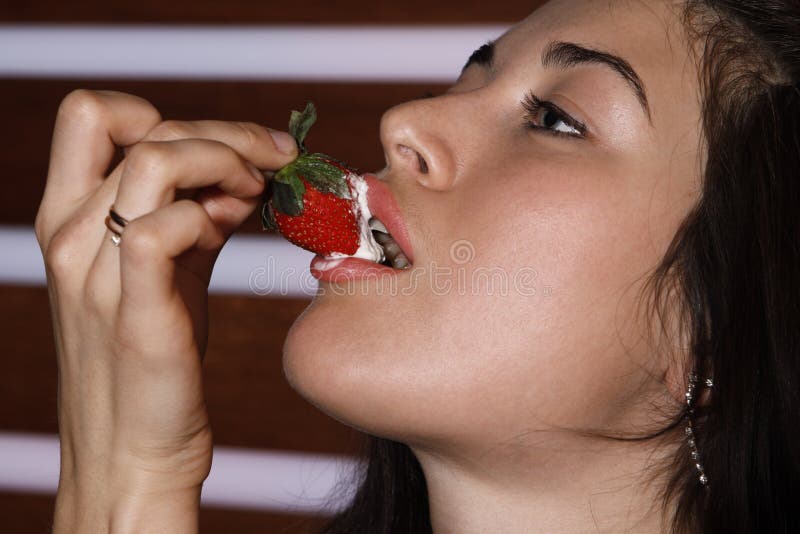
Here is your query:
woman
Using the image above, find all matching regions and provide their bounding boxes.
[36,0,798,532]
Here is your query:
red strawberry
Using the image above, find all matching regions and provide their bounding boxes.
[261,102,375,258]
[270,175,360,255]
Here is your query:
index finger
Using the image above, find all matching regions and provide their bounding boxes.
[139,120,298,171]
[43,90,162,215]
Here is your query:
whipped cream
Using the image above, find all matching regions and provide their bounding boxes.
[327,173,385,263]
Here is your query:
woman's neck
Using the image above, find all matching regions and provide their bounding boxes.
[411,434,675,534]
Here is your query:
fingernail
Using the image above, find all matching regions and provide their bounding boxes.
[246,162,265,182]
[268,128,298,155]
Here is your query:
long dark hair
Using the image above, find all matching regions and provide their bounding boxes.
[318,2,800,532]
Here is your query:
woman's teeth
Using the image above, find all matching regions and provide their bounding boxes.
[369,217,411,269]
[368,218,389,234]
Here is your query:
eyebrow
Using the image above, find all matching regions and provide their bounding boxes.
[460,39,652,124]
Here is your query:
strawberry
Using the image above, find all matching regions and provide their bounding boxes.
[261,102,371,258]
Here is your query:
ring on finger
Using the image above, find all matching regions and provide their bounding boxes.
[104,204,130,247]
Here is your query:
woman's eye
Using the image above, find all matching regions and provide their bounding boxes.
[522,91,586,139]
[538,108,581,135]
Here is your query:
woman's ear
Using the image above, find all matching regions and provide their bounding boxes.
[659,297,712,408]
[649,284,692,407]
[664,351,691,407]
[647,278,713,409]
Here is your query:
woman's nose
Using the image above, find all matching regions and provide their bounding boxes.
[378,100,456,191]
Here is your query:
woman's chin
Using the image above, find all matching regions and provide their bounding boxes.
[281,297,397,437]
[280,290,486,447]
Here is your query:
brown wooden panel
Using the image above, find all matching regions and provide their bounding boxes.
[1,78,446,232]
[0,0,539,24]
[0,284,361,454]
[0,491,332,533]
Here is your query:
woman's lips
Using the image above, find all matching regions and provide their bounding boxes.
[309,172,415,283]
[310,255,405,282]
[362,173,415,264]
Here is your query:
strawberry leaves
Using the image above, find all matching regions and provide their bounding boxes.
[288,102,316,153]
[270,179,305,216]
[291,155,351,198]
[261,102,354,231]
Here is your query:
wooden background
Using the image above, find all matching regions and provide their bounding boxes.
[0,2,536,532]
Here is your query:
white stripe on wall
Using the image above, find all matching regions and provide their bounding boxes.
[0,225,318,298]
[0,431,359,513]
[0,25,508,82]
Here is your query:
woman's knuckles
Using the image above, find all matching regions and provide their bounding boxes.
[123,141,176,187]
[33,206,54,249]
[141,119,195,143]
[229,121,265,154]
[43,224,94,282]
[118,217,167,263]
[55,89,162,140]
[55,89,110,129]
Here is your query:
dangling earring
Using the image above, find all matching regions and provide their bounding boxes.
[685,372,713,486]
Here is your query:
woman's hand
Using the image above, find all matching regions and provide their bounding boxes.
[35,89,297,531]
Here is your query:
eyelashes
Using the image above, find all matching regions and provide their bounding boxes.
[521,90,587,139]
[408,89,588,140]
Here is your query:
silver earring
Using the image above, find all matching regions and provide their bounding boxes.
[685,372,713,486]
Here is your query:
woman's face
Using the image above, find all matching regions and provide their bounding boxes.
[283,0,702,458]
